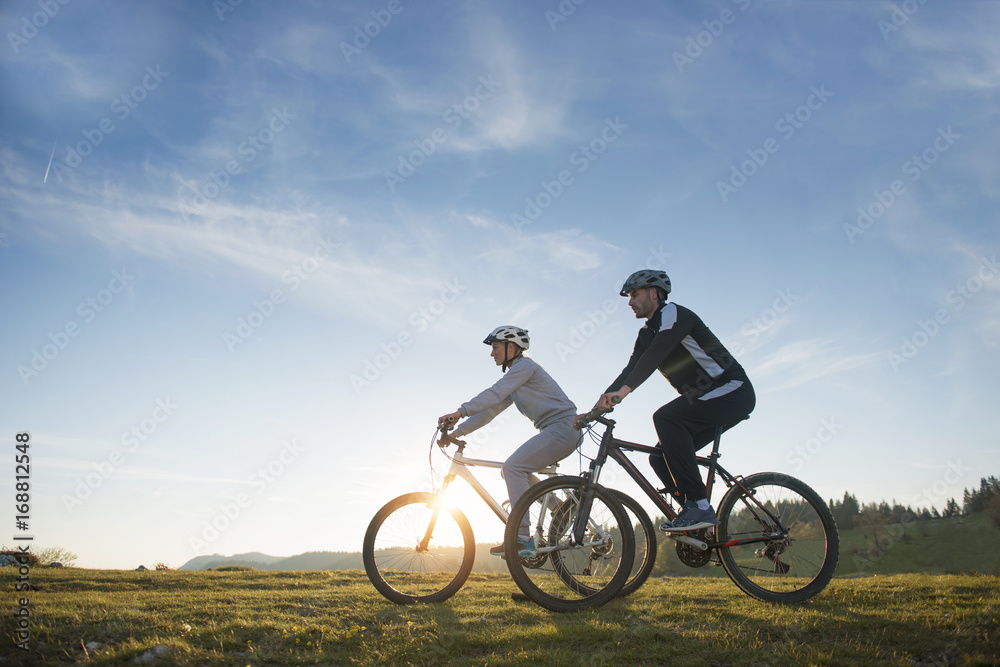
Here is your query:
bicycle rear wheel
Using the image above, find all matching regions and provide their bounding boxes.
[716,472,839,603]
[363,492,475,604]
[611,490,657,597]
[558,490,655,598]
[505,476,634,612]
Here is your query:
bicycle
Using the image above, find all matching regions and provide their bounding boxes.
[363,423,635,611]
[504,404,839,608]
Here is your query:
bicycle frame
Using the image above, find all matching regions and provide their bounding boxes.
[432,440,612,556]
[432,440,558,524]
[583,415,787,551]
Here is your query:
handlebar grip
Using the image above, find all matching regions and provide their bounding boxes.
[574,403,613,429]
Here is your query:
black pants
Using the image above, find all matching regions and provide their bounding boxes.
[648,380,756,504]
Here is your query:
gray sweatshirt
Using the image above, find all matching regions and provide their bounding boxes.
[452,356,577,437]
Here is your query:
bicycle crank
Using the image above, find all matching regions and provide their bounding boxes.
[673,529,712,568]
[671,534,708,551]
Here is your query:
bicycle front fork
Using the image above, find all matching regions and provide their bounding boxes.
[571,473,602,545]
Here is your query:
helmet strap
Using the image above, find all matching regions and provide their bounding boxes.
[501,342,523,372]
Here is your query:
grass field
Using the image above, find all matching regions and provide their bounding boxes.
[2,568,998,666]
[835,513,1000,577]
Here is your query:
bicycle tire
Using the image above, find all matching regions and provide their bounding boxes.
[556,489,655,598]
[504,476,634,612]
[610,490,657,597]
[363,492,475,604]
[716,472,839,603]
[548,489,659,597]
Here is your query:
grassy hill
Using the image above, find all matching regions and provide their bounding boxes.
[643,512,1000,580]
[2,568,997,665]
[181,514,1000,581]
[835,512,1000,576]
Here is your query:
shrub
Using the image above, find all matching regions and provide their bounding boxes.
[34,546,78,567]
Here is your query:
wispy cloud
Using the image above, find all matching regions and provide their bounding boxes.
[752,337,883,392]
[899,8,1000,93]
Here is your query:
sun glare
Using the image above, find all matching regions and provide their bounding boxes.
[439,478,506,545]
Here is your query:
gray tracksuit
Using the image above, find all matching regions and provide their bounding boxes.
[453,356,580,536]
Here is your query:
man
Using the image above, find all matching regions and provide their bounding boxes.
[592,269,755,531]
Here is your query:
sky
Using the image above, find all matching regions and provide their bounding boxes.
[1,0,998,570]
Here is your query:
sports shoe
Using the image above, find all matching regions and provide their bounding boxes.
[517,536,537,558]
[660,501,719,532]
[489,537,536,559]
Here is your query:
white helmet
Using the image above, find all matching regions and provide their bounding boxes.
[483,326,530,350]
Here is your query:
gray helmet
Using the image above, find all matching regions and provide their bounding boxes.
[620,269,671,297]
[483,325,530,350]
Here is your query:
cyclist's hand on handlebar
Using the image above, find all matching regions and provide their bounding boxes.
[574,405,607,429]
[575,401,615,429]
[438,411,461,430]
[576,389,629,428]
[597,387,630,409]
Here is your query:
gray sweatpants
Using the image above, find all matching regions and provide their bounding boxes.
[502,417,582,539]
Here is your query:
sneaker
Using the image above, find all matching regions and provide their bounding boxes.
[517,537,537,558]
[660,501,719,532]
[659,500,695,530]
[489,537,535,559]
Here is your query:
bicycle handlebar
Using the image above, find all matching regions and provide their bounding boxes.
[438,431,466,447]
[437,420,466,447]
[573,396,621,430]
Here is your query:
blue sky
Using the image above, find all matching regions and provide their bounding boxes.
[1,0,998,569]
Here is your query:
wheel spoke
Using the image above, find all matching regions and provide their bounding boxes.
[717,473,839,603]
[504,477,634,612]
[610,490,657,597]
[363,493,475,604]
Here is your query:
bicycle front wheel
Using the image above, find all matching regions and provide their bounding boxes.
[716,472,839,603]
[363,492,475,604]
[505,476,634,612]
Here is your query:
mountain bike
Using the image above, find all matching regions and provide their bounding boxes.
[363,423,635,612]
[505,405,839,606]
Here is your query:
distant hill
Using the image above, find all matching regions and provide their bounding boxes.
[180,551,371,571]
[179,546,513,573]
[272,551,365,571]
[179,551,295,571]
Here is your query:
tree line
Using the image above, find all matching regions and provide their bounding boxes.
[828,475,1000,530]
